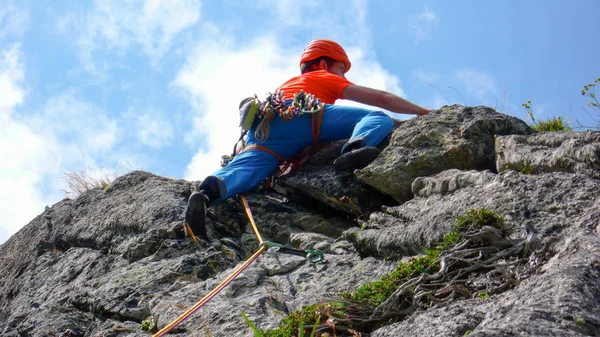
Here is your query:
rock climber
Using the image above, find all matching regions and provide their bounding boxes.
[184,39,432,238]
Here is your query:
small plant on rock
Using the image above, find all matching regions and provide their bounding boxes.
[522,100,571,132]
[62,166,117,198]
[454,208,507,235]
[140,316,157,333]
[477,291,490,300]
[581,77,600,129]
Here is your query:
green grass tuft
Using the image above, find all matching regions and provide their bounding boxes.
[262,303,327,337]
[62,166,117,198]
[522,100,571,132]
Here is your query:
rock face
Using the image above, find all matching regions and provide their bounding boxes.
[0,105,598,337]
[495,131,600,178]
[278,139,399,217]
[356,105,533,202]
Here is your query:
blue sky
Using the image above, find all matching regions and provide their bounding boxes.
[1,0,599,244]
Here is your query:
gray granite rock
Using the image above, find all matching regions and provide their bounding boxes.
[0,171,393,336]
[372,230,600,337]
[346,169,599,259]
[356,105,533,203]
[495,131,600,178]
[278,140,398,218]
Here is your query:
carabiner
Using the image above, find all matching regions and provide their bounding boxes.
[305,249,326,264]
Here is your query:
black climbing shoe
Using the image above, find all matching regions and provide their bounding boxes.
[184,191,209,239]
[333,146,381,172]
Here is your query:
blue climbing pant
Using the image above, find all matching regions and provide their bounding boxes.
[199,104,394,206]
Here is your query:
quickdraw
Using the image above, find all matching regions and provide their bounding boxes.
[260,241,326,264]
[259,90,322,121]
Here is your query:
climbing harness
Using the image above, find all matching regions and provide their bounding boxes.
[241,143,285,162]
[222,90,327,193]
[153,194,325,337]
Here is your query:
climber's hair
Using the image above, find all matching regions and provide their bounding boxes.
[300,56,336,74]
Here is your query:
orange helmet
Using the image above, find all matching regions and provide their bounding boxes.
[299,39,351,72]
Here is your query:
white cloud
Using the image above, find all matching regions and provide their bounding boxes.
[122,107,174,148]
[0,44,24,116]
[0,79,149,244]
[454,69,499,103]
[414,6,438,42]
[253,0,371,52]
[0,44,61,245]
[174,35,298,180]
[345,48,406,98]
[60,0,201,73]
[256,0,320,26]
[19,91,126,216]
[419,7,437,23]
[30,93,120,157]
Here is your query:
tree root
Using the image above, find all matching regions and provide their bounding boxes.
[323,227,554,336]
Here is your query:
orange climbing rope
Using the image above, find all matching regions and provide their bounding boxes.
[152,195,264,337]
[239,194,263,243]
[152,246,265,336]
[184,222,205,251]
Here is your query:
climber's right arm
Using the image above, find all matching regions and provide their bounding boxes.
[342,84,431,116]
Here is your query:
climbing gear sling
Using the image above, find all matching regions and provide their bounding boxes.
[238,90,324,142]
